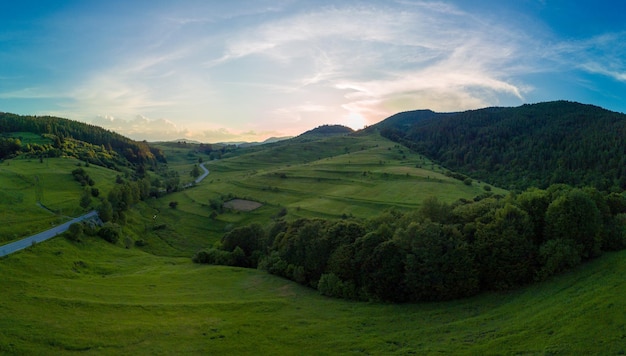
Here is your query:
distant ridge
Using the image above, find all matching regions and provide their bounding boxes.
[298,124,354,138]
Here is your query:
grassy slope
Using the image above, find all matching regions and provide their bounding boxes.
[2,132,621,354]
[138,132,503,256]
[196,133,497,217]
[1,236,624,354]
[0,157,117,243]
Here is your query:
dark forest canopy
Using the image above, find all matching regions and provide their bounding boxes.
[195,185,626,302]
[0,112,165,166]
[373,101,626,191]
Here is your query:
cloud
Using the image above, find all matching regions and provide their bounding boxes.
[9,1,625,142]
[92,114,189,141]
[571,33,626,82]
[201,2,534,124]
[0,87,65,99]
[196,128,286,143]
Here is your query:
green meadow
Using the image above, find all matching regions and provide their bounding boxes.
[1,233,625,354]
[159,133,502,236]
[1,131,621,354]
[0,157,117,243]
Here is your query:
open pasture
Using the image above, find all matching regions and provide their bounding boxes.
[0,234,624,354]
[181,133,503,222]
[0,157,118,243]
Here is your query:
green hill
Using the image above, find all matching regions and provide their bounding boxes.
[1,228,626,354]
[2,107,626,354]
[0,157,120,244]
[374,101,626,191]
[297,124,354,139]
[0,112,166,168]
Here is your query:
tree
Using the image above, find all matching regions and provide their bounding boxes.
[169,201,179,209]
[361,240,407,302]
[419,196,451,223]
[403,222,478,301]
[80,189,92,209]
[190,164,201,178]
[474,204,536,289]
[220,223,265,267]
[98,199,113,223]
[544,189,602,260]
[515,188,550,245]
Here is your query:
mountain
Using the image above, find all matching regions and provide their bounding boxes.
[373,101,626,191]
[236,136,293,148]
[297,124,354,139]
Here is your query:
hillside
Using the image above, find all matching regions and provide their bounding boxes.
[0,112,166,167]
[2,228,626,354]
[374,101,626,191]
[2,107,626,353]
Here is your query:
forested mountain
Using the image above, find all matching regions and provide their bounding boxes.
[374,101,626,191]
[0,112,165,166]
[298,124,354,140]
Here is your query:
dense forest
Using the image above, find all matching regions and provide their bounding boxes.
[195,185,626,302]
[0,112,166,167]
[375,101,626,191]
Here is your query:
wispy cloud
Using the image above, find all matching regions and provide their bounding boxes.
[92,114,189,141]
[6,1,624,142]
[202,2,533,122]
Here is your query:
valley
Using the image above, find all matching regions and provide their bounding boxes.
[1,103,626,354]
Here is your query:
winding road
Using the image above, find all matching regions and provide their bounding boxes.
[195,162,210,183]
[0,210,99,257]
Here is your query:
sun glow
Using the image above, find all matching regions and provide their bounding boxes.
[344,111,367,131]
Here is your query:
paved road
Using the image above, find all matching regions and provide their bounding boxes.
[1,163,209,257]
[0,210,99,257]
[195,162,210,183]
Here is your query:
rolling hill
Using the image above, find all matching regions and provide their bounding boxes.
[1,103,626,354]
[373,101,626,191]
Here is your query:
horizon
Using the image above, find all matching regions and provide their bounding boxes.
[1,1,625,142]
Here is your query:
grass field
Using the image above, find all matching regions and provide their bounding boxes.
[154,132,504,244]
[0,157,118,243]
[1,234,624,354]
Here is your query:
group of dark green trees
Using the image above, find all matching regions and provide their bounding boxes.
[195,185,626,302]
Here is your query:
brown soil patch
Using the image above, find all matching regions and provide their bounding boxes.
[223,199,263,212]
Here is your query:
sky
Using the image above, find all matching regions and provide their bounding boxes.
[1,0,626,142]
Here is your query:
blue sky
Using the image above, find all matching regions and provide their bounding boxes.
[1,1,625,142]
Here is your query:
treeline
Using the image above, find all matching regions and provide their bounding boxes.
[0,133,137,171]
[0,113,166,166]
[378,101,626,191]
[194,185,626,302]
[96,171,180,224]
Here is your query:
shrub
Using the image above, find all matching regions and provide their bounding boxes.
[66,223,83,242]
[98,224,120,244]
[193,248,234,265]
